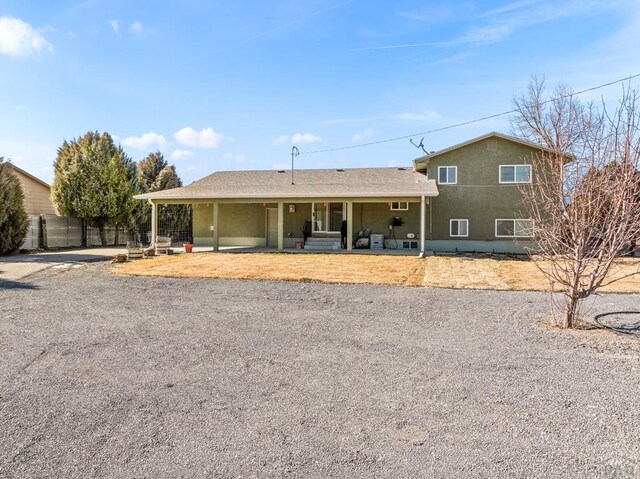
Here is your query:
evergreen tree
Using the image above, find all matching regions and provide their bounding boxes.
[132,151,188,244]
[0,158,29,254]
[52,132,136,246]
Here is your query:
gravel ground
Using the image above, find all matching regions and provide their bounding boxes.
[1,263,639,479]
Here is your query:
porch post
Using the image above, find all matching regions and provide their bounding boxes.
[212,202,219,252]
[346,201,353,252]
[419,195,426,258]
[277,202,284,252]
[149,200,157,247]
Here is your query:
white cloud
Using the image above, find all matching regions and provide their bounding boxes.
[174,126,226,149]
[271,163,289,170]
[0,16,52,58]
[273,133,322,145]
[122,132,167,150]
[107,20,119,33]
[130,21,144,36]
[170,149,193,161]
[395,109,442,121]
[352,128,375,142]
[223,153,247,164]
[292,133,322,144]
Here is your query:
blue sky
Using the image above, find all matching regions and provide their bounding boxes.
[1,0,639,184]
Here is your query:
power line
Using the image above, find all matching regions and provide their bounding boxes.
[299,72,640,155]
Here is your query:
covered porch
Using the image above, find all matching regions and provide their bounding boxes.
[147,196,433,255]
[134,166,439,256]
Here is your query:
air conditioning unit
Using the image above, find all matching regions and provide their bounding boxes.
[370,234,385,249]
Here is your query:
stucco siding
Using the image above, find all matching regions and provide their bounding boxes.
[193,203,268,246]
[417,136,539,245]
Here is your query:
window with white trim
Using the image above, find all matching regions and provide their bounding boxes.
[499,164,531,183]
[438,166,457,184]
[495,219,534,238]
[390,201,409,211]
[450,219,469,237]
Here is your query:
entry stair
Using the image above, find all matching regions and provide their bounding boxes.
[303,232,342,251]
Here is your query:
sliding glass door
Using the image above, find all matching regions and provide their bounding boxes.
[313,202,344,233]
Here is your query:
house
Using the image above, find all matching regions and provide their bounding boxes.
[7,164,58,216]
[134,132,549,255]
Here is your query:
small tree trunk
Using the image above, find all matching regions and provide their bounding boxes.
[563,292,578,329]
[99,223,107,247]
[114,223,120,246]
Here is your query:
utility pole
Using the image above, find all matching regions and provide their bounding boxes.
[291,146,299,185]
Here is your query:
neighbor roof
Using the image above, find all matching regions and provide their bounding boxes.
[6,163,51,189]
[413,131,564,169]
[134,167,438,201]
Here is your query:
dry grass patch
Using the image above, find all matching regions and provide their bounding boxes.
[114,252,424,286]
[423,256,640,293]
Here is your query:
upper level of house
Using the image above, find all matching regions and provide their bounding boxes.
[413,132,547,187]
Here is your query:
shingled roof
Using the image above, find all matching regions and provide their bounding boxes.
[134,167,438,201]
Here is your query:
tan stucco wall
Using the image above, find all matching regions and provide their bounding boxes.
[192,200,427,246]
[13,169,57,216]
[193,203,267,245]
[352,202,423,239]
[416,136,540,242]
[283,202,312,239]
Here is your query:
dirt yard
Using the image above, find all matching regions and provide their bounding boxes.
[114,252,640,293]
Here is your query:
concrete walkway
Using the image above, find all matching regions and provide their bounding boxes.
[0,247,124,282]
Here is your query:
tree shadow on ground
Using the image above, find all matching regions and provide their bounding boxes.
[0,279,39,290]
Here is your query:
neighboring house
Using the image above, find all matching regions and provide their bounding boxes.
[7,164,58,216]
[134,132,550,254]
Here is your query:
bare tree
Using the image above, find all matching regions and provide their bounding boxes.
[512,79,640,328]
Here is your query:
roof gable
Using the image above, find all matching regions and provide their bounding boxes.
[7,163,51,189]
[413,131,559,169]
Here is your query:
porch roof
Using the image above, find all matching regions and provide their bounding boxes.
[134,167,438,201]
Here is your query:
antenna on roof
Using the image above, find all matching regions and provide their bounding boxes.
[291,146,299,185]
[410,137,428,155]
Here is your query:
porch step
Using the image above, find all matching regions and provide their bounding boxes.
[304,237,342,250]
[304,243,341,251]
[310,233,340,239]
[307,236,341,243]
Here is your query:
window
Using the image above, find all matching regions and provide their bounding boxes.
[438,166,457,184]
[450,219,469,237]
[499,165,531,184]
[391,201,409,211]
[450,219,468,237]
[495,219,534,238]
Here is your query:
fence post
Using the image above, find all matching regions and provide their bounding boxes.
[41,214,48,249]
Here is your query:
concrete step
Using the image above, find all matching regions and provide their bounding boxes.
[304,242,341,251]
[307,236,341,243]
[310,232,341,239]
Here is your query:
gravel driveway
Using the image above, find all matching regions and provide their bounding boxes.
[1,264,639,478]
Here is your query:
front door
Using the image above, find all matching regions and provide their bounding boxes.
[266,208,278,247]
[313,202,344,232]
